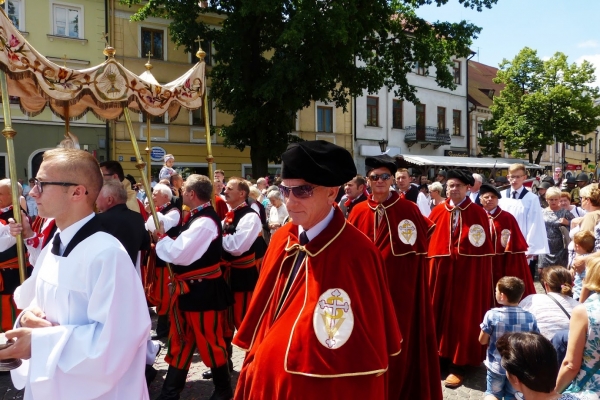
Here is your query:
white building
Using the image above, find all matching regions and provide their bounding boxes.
[354,58,469,176]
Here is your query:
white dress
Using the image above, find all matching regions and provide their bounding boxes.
[499,189,549,255]
[11,230,151,400]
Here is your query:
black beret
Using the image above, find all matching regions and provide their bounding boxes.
[576,173,589,182]
[479,183,502,198]
[539,182,552,190]
[567,176,576,184]
[281,140,357,186]
[365,155,397,175]
[446,169,474,186]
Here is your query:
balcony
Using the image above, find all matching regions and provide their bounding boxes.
[404,126,451,149]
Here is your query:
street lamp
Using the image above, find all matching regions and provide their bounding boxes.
[378,139,388,153]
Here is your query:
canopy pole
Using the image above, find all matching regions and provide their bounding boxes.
[146,115,151,183]
[0,71,26,283]
[197,39,214,206]
[123,108,175,281]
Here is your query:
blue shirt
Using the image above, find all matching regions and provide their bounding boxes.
[480,306,539,374]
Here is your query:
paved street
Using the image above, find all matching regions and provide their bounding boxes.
[0,279,544,399]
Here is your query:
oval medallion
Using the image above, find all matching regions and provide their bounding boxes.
[313,288,354,349]
[398,219,417,246]
[500,229,511,248]
[468,224,486,247]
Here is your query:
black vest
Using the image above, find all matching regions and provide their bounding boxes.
[0,207,30,294]
[346,194,367,217]
[173,206,233,312]
[222,206,260,292]
[156,203,181,268]
[403,185,419,204]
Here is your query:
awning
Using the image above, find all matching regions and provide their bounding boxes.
[396,155,543,170]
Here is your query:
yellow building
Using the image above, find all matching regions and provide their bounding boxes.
[109,4,353,181]
[0,0,109,179]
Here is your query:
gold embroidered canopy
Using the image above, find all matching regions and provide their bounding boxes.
[0,9,205,121]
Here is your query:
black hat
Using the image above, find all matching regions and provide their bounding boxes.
[281,140,357,186]
[365,154,397,175]
[479,183,502,198]
[539,182,552,190]
[436,169,447,178]
[576,173,590,182]
[446,169,474,186]
[566,176,577,184]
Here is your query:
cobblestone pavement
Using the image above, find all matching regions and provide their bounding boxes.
[0,279,545,399]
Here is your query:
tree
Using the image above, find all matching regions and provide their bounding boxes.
[479,47,600,164]
[124,0,497,177]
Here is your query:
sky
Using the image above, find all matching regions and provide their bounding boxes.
[417,0,600,85]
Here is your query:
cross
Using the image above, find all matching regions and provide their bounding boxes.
[146,51,153,62]
[319,289,349,318]
[100,32,109,46]
[61,54,68,67]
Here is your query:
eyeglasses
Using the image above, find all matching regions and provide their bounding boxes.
[368,173,392,182]
[280,184,318,199]
[33,179,86,194]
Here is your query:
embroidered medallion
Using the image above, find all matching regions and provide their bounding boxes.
[468,224,486,247]
[398,219,417,245]
[313,288,354,349]
[500,229,511,248]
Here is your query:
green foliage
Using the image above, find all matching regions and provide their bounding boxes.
[122,0,493,177]
[480,47,600,164]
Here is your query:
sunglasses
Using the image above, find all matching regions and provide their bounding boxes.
[280,184,318,199]
[368,173,392,182]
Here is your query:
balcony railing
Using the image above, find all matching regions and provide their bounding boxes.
[404,125,451,149]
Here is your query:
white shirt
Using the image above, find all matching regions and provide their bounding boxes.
[269,203,289,233]
[519,293,580,340]
[52,213,95,256]
[11,218,150,400]
[156,215,219,265]
[145,208,180,233]
[469,190,479,203]
[299,206,335,241]
[416,192,431,217]
[222,210,262,256]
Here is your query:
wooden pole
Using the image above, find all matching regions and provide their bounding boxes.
[0,71,26,283]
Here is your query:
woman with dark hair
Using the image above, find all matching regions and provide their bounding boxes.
[496,332,560,399]
[556,255,600,398]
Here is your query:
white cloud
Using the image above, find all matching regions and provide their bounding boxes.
[578,40,599,49]
[541,55,551,61]
[576,54,600,87]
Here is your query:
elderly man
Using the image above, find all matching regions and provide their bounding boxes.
[146,183,182,340]
[395,168,430,217]
[1,148,150,399]
[233,141,401,399]
[478,184,536,298]
[469,173,483,205]
[99,161,147,220]
[152,175,234,400]
[96,180,150,267]
[348,156,441,400]
[341,175,367,218]
[427,169,495,388]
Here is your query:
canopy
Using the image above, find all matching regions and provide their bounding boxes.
[396,155,543,170]
[0,9,205,121]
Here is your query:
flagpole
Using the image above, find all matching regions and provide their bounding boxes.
[197,41,214,207]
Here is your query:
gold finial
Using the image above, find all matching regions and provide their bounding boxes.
[195,36,206,61]
[103,46,116,58]
[61,54,68,67]
[0,0,5,5]
[145,51,153,70]
[100,32,109,47]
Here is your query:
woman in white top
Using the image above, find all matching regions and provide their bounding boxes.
[519,266,580,341]
[428,181,446,210]
[268,190,288,234]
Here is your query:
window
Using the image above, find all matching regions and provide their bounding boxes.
[366,97,378,127]
[477,122,484,137]
[437,107,446,132]
[453,60,461,84]
[4,0,23,31]
[590,141,593,153]
[191,101,212,126]
[317,106,333,132]
[191,40,211,65]
[53,4,81,38]
[416,104,426,128]
[142,113,164,124]
[414,61,426,76]
[452,110,461,136]
[141,28,164,60]
[392,100,403,129]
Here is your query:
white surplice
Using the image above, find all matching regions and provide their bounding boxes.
[11,226,151,400]
[498,189,549,255]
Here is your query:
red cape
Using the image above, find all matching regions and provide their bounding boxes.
[348,192,442,400]
[427,197,494,366]
[233,207,401,399]
[214,195,228,220]
[488,207,536,297]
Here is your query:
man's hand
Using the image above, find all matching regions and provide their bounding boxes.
[19,307,53,329]
[8,211,33,238]
[151,221,165,242]
[0,328,32,360]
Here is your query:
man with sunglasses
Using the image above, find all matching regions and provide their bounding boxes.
[233,140,401,399]
[0,148,151,399]
[427,169,495,389]
[347,155,442,400]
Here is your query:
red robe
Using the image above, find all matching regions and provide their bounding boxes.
[428,197,495,366]
[487,207,536,297]
[348,191,442,400]
[214,195,228,220]
[233,207,401,400]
